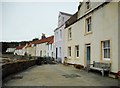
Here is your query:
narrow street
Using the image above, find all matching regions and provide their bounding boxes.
[3,64,119,86]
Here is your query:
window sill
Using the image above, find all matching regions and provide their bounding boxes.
[103,58,110,61]
[102,58,111,63]
[68,38,72,41]
[75,57,79,59]
[75,57,80,60]
[68,57,71,60]
[84,32,92,36]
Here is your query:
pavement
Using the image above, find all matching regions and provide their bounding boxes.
[2,64,119,86]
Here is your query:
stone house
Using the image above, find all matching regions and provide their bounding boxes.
[64,1,120,73]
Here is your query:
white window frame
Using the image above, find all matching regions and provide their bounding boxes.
[51,44,52,50]
[86,17,92,33]
[60,29,62,39]
[75,45,79,58]
[102,40,110,61]
[68,47,71,58]
[59,47,61,57]
[68,28,72,40]
[40,50,42,57]
[48,45,49,50]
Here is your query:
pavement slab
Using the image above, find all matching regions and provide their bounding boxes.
[2,64,119,86]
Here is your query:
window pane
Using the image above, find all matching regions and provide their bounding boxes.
[102,40,110,59]
[107,49,110,58]
[86,17,91,32]
[68,47,71,57]
[104,49,107,58]
[77,51,79,57]
[68,28,72,39]
[104,40,110,48]
[76,46,79,57]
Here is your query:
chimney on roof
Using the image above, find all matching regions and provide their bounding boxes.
[41,33,46,39]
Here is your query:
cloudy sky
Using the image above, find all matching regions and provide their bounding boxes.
[1,1,79,42]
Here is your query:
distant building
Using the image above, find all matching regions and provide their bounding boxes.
[46,36,54,58]
[6,48,15,53]
[35,35,54,57]
[26,34,54,57]
[14,45,26,56]
[54,12,72,63]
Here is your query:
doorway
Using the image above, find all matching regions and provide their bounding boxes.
[56,48,58,61]
[85,44,91,66]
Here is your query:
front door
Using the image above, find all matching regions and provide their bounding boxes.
[56,48,58,61]
[86,44,91,66]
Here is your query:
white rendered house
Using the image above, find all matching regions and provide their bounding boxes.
[46,36,54,58]
[54,12,72,63]
[30,34,54,57]
[14,45,26,56]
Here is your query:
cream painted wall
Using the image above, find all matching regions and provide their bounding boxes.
[26,46,36,56]
[78,2,103,19]
[36,43,47,57]
[64,2,119,73]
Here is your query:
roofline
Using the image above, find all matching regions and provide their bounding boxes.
[59,11,73,16]
[65,2,110,28]
[54,24,65,32]
[31,35,54,45]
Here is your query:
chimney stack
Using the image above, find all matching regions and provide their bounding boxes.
[41,33,46,39]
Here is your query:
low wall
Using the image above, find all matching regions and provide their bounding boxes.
[2,59,36,79]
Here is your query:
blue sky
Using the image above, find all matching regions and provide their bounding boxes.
[2,2,78,42]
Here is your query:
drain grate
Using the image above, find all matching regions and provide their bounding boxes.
[62,74,80,78]
[11,75,23,79]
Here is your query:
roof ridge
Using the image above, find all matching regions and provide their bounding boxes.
[60,11,73,16]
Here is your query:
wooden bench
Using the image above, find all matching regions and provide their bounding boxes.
[87,61,111,76]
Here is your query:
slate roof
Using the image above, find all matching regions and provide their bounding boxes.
[60,12,73,16]
[65,11,78,28]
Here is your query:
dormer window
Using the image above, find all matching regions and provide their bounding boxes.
[86,0,90,10]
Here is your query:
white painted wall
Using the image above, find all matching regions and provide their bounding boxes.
[6,48,15,53]
[36,43,47,57]
[54,12,72,63]
[14,48,26,56]
[46,43,54,57]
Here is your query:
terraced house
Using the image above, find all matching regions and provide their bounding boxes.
[54,12,72,63]
[20,34,54,58]
[64,1,120,74]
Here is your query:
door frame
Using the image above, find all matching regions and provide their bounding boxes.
[84,44,91,67]
[56,48,58,60]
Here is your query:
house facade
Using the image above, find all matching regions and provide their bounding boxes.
[6,48,15,53]
[46,36,54,58]
[54,12,72,63]
[25,43,36,56]
[35,35,54,57]
[14,45,26,56]
[64,1,119,73]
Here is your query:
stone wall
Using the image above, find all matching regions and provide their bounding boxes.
[2,60,36,79]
